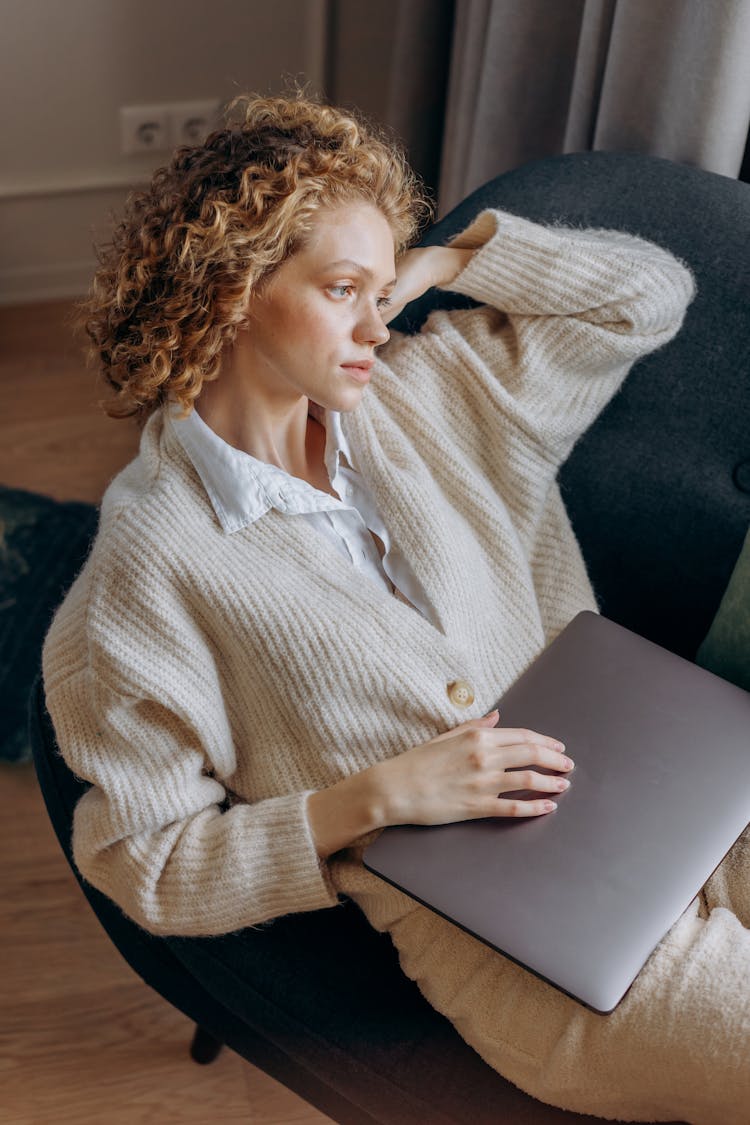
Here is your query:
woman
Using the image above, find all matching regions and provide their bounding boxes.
[42,93,748,1123]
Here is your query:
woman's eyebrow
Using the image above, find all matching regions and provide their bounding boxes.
[326,259,397,288]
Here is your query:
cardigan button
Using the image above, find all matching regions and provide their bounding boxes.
[447,680,475,708]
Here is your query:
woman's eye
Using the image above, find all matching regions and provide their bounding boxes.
[327,285,391,310]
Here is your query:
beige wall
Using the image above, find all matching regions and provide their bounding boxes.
[0,0,326,305]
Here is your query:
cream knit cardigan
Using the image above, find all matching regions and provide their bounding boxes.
[42,208,696,940]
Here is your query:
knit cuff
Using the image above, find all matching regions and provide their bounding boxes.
[443,208,592,315]
[233,789,342,920]
[443,207,696,322]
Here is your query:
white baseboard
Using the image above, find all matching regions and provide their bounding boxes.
[0,260,95,308]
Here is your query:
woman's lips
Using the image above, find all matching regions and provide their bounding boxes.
[341,360,373,384]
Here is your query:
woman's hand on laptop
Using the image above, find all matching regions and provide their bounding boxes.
[307,711,574,858]
[367,710,574,828]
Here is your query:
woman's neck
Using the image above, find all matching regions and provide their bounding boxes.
[194,353,312,476]
[196,388,299,458]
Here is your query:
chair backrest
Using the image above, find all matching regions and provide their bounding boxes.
[393,151,750,660]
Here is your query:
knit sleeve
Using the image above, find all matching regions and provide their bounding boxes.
[394,208,697,467]
[42,567,341,937]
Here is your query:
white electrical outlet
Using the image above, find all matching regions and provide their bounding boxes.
[120,104,170,156]
[169,99,221,147]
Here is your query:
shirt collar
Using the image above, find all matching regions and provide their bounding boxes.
[165,399,356,534]
[308,399,356,480]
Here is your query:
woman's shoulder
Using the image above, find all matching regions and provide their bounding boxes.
[42,427,214,698]
[100,408,208,522]
[50,411,216,637]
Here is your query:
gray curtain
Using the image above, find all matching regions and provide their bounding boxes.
[327,0,455,199]
[438,0,750,214]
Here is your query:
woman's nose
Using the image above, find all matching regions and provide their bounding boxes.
[355,306,390,348]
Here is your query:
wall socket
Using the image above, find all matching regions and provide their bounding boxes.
[120,99,221,156]
[169,100,221,147]
[120,104,170,156]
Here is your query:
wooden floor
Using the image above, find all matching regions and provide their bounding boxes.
[0,301,331,1124]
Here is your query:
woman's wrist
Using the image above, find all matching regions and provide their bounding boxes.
[307,765,391,859]
[383,246,476,325]
[432,246,475,290]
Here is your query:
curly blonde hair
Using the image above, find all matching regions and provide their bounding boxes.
[82,92,431,425]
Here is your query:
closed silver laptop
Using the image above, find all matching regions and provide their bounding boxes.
[363,611,750,1013]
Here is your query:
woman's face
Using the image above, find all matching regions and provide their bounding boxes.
[240,200,397,412]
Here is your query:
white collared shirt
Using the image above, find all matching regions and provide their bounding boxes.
[165,400,434,623]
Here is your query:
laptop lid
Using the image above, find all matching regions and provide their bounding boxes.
[363,611,750,1013]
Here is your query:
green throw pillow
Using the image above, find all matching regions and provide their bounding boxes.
[696,525,750,692]
[0,485,99,762]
